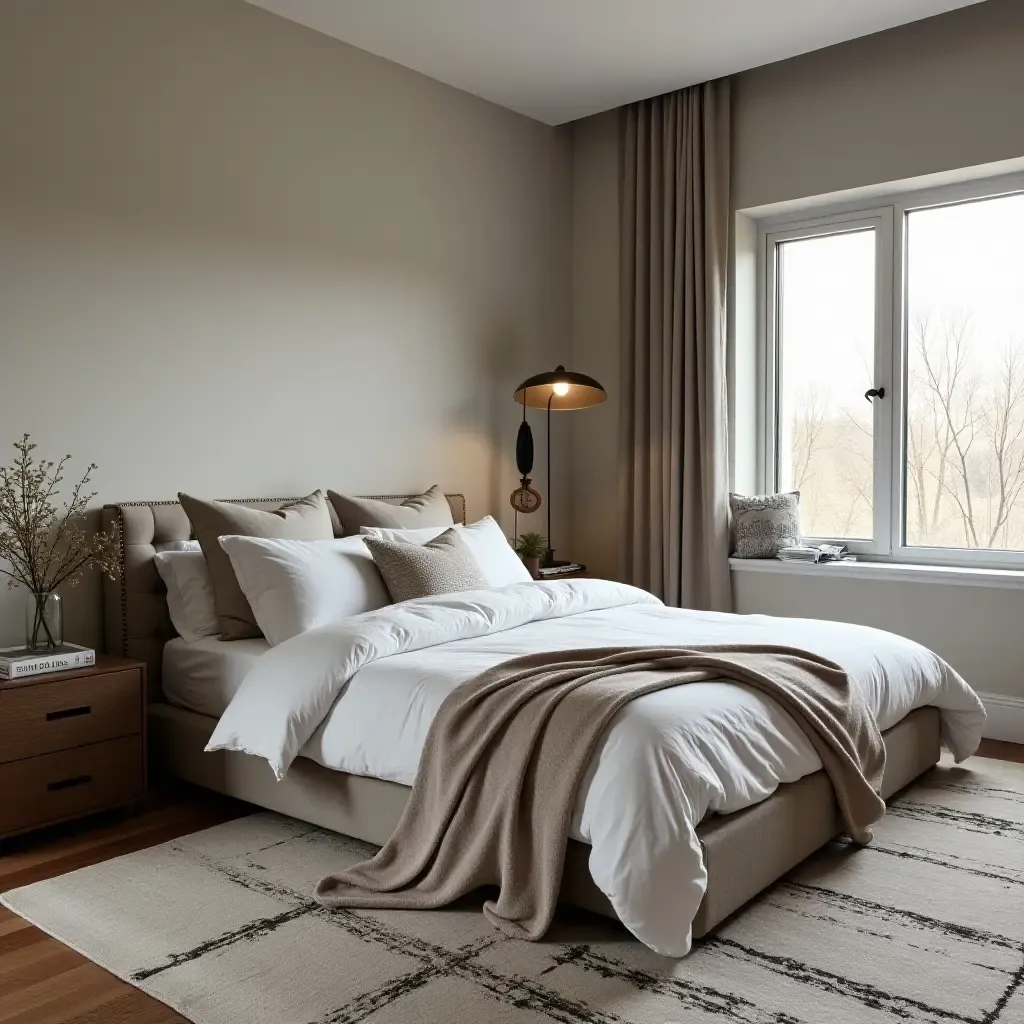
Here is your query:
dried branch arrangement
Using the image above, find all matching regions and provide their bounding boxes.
[0,434,119,596]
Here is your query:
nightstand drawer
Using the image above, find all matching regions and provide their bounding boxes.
[0,736,143,836]
[0,669,142,763]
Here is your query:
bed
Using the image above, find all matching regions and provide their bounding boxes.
[102,494,984,955]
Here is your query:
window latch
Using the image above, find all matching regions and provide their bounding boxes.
[864,386,885,403]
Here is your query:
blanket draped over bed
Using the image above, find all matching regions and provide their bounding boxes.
[314,644,886,940]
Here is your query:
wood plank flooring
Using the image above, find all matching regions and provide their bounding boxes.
[976,737,1024,764]
[2,744,1022,1023]
[0,787,247,1024]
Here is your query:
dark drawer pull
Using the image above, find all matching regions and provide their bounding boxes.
[46,705,91,721]
[47,774,92,792]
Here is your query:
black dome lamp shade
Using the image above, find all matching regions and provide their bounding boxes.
[514,366,607,410]
[511,365,607,567]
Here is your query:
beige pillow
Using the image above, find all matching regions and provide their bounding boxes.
[363,529,487,603]
[178,491,333,640]
[328,485,454,535]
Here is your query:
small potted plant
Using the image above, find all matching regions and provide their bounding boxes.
[514,532,547,579]
[0,435,119,650]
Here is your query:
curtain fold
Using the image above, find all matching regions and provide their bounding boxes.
[619,80,732,610]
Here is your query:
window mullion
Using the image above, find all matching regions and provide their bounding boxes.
[872,207,895,556]
[889,206,908,559]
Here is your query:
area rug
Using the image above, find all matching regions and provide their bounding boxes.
[3,756,1023,1024]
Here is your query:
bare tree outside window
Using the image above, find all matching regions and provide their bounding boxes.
[905,194,1024,551]
[906,311,1024,549]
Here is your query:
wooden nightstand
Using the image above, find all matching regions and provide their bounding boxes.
[0,655,146,845]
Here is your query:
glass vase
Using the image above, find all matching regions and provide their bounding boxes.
[26,590,63,651]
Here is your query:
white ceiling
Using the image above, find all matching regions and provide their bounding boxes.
[244,0,984,125]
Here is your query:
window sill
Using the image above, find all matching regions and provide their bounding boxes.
[729,557,1024,590]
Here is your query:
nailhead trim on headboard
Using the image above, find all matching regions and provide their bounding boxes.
[116,505,127,659]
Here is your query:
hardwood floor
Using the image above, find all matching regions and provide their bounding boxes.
[976,737,1024,763]
[2,744,1022,1023]
[0,786,247,1024]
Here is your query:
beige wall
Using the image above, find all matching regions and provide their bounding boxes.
[732,0,1024,212]
[0,0,572,649]
[570,0,1024,711]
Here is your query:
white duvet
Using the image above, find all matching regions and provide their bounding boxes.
[208,579,986,956]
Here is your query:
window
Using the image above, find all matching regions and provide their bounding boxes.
[764,210,892,555]
[773,228,878,541]
[904,194,1024,554]
[759,175,1024,567]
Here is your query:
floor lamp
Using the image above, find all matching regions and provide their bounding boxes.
[513,364,606,567]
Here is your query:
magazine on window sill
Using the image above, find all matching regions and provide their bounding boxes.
[776,544,856,565]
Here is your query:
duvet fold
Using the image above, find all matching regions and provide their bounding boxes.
[206,580,662,778]
[315,644,885,942]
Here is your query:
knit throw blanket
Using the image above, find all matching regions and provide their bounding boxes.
[314,645,886,940]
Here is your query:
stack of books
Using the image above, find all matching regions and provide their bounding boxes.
[777,544,854,565]
[0,643,96,681]
[537,563,585,577]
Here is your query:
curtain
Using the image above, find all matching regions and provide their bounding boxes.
[619,79,732,610]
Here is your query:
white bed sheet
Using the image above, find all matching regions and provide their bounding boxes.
[162,636,269,718]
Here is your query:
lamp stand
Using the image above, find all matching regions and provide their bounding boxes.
[545,394,553,566]
[544,395,571,569]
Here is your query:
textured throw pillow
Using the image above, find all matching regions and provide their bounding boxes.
[361,516,532,588]
[730,492,802,558]
[179,491,334,640]
[364,529,488,603]
[328,485,454,535]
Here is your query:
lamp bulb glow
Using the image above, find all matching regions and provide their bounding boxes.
[552,381,570,397]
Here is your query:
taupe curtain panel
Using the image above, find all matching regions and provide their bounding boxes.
[619,79,732,611]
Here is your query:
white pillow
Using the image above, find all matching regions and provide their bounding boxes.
[154,549,221,643]
[219,535,391,646]
[159,539,201,553]
[361,516,531,587]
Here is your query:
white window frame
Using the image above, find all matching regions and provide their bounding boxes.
[757,171,1024,569]
[761,207,894,556]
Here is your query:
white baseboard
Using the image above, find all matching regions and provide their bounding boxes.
[978,691,1024,744]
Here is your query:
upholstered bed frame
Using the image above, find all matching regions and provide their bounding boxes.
[102,494,941,941]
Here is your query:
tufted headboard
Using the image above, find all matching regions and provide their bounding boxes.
[101,493,466,700]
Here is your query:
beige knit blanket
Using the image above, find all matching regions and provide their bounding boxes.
[315,645,886,940]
